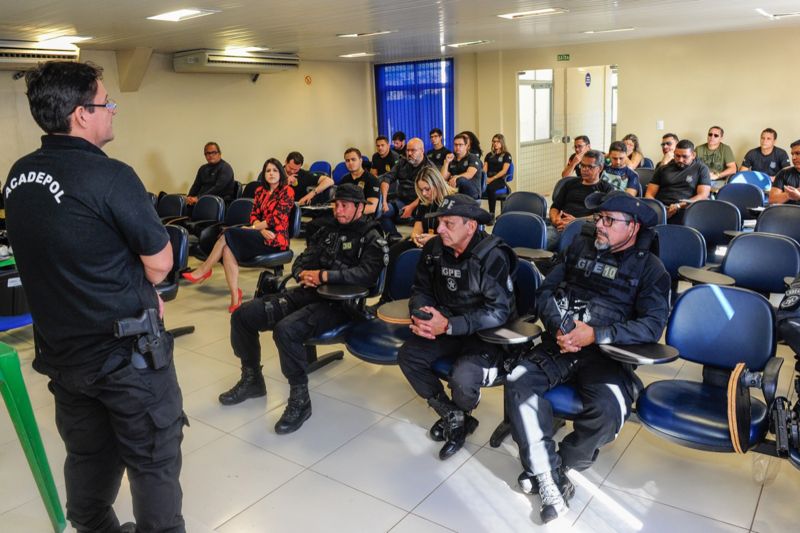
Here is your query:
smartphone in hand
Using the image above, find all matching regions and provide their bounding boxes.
[559,312,576,335]
[411,308,433,321]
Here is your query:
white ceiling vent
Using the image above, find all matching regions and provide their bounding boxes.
[173,50,299,74]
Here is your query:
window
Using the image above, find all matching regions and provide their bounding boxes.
[374,59,454,147]
[518,69,553,144]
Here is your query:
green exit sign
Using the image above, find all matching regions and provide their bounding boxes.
[557,54,570,61]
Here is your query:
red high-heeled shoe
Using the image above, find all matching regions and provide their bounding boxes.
[228,288,243,313]
[181,269,212,284]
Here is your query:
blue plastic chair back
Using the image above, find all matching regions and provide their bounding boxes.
[683,200,741,259]
[654,224,706,282]
[156,194,186,218]
[721,233,800,294]
[756,204,800,244]
[667,285,775,370]
[501,191,547,218]
[193,195,225,222]
[493,212,546,249]
[729,170,771,193]
[224,198,255,225]
[515,259,542,317]
[332,162,349,183]
[637,168,655,188]
[640,198,667,226]
[716,183,765,220]
[309,161,332,176]
[641,157,655,169]
[506,162,515,183]
[388,248,422,301]
[557,219,589,255]
[242,181,259,199]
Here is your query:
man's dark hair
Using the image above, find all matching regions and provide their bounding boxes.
[260,158,289,188]
[762,128,778,140]
[709,125,724,136]
[204,142,220,153]
[429,128,443,136]
[25,61,103,134]
[285,151,304,165]
[344,147,362,158]
[676,139,695,151]
[608,141,627,153]
[583,150,604,166]
[662,133,679,142]
[790,139,800,149]
[575,135,590,145]
[392,131,406,142]
[375,135,389,144]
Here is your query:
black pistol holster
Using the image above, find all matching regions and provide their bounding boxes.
[114,308,174,370]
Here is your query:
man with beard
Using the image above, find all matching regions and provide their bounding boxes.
[645,139,711,224]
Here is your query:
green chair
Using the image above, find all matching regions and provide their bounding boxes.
[0,341,66,533]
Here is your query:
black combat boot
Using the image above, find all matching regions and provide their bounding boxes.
[274,383,312,434]
[219,366,267,405]
[428,413,479,442]
[427,394,467,460]
[119,523,137,533]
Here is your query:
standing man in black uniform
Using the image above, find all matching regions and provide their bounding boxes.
[506,191,670,524]
[379,137,431,240]
[398,194,516,460]
[222,184,388,434]
[187,141,236,205]
[4,62,184,532]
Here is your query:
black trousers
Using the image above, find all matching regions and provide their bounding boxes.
[398,334,504,411]
[505,339,640,476]
[230,286,350,385]
[49,353,185,533]
[485,178,508,216]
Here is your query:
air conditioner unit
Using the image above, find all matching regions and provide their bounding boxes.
[173,50,300,74]
[0,40,80,71]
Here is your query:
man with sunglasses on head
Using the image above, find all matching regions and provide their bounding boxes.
[5,61,184,532]
[645,139,711,224]
[187,141,236,206]
[695,126,737,189]
[656,133,679,168]
[506,191,670,524]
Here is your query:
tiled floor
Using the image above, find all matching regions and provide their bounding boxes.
[2,254,800,532]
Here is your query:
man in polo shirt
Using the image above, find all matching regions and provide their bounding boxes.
[695,126,737,189]
[740,128,790,180]
[768,140,800,205]
[645,139,712,223]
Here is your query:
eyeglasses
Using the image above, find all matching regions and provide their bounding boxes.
[593,213,631,227]
[708,133,721,138]
[204,150,220,155]
[84,98,117,111]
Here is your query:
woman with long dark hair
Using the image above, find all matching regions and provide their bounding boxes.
[623,133,644,169]
[183,158,294,312]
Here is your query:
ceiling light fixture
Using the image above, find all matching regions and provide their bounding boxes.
[446,40,489,48]
[755,8,800,20]
[339,52,377,58]
[582,27,635,35]
[147,8,220,22]
[37,35,92,48]
[337,30,395,38]
[498,8,568,20]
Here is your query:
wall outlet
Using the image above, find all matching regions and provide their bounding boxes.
[656,120,665,130]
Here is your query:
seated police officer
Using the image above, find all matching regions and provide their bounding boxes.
[379,137,431,241]
[398,194,516,460]
[222,184,388,434]
[506,191,670,523]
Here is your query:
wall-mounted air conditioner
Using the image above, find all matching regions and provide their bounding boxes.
[0,40,80,71]
[173,50,300,74]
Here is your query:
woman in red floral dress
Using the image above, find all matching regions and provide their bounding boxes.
[183,158,294,311]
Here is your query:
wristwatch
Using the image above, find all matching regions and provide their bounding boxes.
[446,321,453,335]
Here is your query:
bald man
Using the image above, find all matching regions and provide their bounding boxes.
[379,137,432,239]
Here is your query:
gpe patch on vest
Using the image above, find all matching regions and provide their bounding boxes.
[5,171,65,204]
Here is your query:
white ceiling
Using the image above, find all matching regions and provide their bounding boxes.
[1,0,799,62]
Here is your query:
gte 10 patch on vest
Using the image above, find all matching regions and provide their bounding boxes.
[576,258,618,280]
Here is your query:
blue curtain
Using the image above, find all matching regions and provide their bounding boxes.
[374,58,454,150]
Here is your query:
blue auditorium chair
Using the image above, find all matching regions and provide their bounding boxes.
[682,199,741,263]
[156,193,187,224]
[714,232,800,296]
[640,157,655,169]
[484,162,515,206]
[557,219,590,255]
[238,203,302,277]
[754,204,800,244]
[332,162,349,183]
[493,212,546,250]
[728,170,771,193]
[309,160,332,176]
[654,224,706,301]
[500,190,547,219]
[637,284,781,453]
[641,198,667,226]
[716,183,765,220]
[196,198,255,259]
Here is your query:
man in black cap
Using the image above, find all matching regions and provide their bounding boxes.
[506,191,670,524]
[398,194,517,460]
[223,184,388,434]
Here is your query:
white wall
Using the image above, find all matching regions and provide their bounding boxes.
[2,50,375,193]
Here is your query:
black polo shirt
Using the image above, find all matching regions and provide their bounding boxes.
[447,153,482,178]
[427,146,451,168]
[552,177,614,218]
[650,159,711,205]
[338,171,381,201]
[773,167,800,205]
[371,151,399,176]
[484,152,513,177]
[4,135,168,372]
[741,147,790,176]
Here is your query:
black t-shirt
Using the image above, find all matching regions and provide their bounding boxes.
[339,171,381,200]
[427,146,451,168]
[741,147,790,176]
[371,151,400,176]
[447,153,482,178]
[291,168,318,198]
[552,177,614,218]
[773,167,800,205]
[650,159,711,205]
[484,152,513,177]
[4,135,168,372]
[413,200,443,234]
